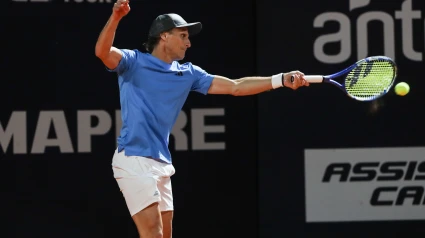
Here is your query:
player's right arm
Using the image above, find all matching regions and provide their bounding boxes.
[95,0,130,70]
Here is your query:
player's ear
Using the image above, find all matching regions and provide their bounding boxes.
[160,32,167,41]
[159,32,167,40]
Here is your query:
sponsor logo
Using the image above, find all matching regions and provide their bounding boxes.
[313,0,424,63]
[304,147,425,222]
[1,108,225,155]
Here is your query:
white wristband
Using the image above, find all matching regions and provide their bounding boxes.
[271,73,284,89]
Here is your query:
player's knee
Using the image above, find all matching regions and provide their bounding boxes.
[142,230,162,238]
[151,227,163,238]
[139,234,162,238]
[144,220,163,238]
[139,230,162,238]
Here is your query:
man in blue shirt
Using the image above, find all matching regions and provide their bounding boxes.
[95,1,309,237]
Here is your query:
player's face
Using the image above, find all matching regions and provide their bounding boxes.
[164,28,191,61]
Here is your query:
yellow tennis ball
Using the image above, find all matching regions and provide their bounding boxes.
[395,82,410,96]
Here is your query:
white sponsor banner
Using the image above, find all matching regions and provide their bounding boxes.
[305,147,425,222]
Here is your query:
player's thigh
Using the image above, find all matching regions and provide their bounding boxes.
[112,151,161,216]
[157,175,174,238]
[158,176,174,212]
[161,211,173,238]
[132,202,163,238]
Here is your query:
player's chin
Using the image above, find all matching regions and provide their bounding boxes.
[177,54,185,61]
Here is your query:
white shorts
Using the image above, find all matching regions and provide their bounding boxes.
[111,149,175,216]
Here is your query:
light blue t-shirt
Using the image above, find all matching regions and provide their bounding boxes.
[108,49,215,164]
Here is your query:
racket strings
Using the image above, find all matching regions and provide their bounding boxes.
[344,60,395,100]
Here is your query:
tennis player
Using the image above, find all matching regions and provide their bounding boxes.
[95,0,309,237]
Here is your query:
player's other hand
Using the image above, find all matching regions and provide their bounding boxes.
[112,0,130,20]
[283,70,309,90]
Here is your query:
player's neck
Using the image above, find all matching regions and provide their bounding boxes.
[151,47,173,64]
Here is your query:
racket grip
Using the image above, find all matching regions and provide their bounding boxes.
[290,75,324,83]
[304,75,324,83]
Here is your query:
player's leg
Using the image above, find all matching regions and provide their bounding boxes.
[130,169,175,238]
[111,150,164,238]
[132,202,163,238]
[157,169,175,238]
[161,211,173,238]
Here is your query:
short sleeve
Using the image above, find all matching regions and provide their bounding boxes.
[107,49,137,75]
[191,64,215,95]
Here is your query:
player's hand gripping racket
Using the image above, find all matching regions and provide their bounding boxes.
[291,56,397,101]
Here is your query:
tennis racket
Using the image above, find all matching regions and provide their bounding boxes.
[292,56,397,101]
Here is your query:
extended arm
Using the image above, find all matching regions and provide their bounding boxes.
[207,72,308,96]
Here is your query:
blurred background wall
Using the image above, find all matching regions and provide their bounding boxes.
[2,0,424,237]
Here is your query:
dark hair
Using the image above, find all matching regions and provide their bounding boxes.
[143,29,174,53]
[143,36,160,53]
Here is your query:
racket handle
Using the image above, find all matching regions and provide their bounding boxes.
[290,75,324,83]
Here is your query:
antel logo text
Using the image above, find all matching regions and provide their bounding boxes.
[313,0,424,63]
[304,147,425,222]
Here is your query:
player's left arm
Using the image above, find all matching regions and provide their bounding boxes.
[207,72,309,96]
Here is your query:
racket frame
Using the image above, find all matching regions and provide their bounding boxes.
[305,56,397,101]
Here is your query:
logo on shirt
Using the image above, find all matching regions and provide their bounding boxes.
[175,71,183,76]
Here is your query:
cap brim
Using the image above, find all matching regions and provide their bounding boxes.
[177,22,202,36]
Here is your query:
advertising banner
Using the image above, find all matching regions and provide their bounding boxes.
[305,147,425,222]
[257,0,425,236]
